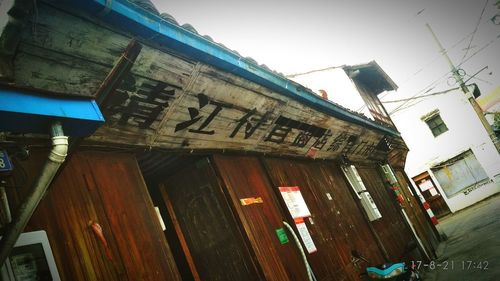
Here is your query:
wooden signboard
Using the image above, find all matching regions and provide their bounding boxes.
[9,3,392,161]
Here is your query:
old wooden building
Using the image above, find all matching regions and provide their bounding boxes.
[0,0,440,280]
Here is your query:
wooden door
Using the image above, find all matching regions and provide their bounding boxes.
[212,155,309,281]
[263,158,350,281]
[26,151,181,281]
[322,162,387,265]
[412,172,451,218]
[264,158,386,281]
[159,158,262,281]
[356,166,415,261]
[394,170,439,256]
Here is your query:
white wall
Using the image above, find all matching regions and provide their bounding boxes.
[391,87,500,212]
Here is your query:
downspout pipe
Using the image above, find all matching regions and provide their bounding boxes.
[0,121,68,265]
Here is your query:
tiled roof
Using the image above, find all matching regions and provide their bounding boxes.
[127,1,286,78]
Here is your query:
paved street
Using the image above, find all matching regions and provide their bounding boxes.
[421,194,500,281]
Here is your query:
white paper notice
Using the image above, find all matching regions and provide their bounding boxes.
[418,179,434,191]
[429,187,438,196]
[295,219,317,254]
[278,186,311,219]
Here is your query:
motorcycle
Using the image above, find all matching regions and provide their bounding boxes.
[351,250,421,281]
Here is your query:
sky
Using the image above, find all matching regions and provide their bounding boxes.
[150,0,500,115]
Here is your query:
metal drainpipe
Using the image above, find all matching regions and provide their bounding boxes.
[0,185,11,223]
[0,121,68,265]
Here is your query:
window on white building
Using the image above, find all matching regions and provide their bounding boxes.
[422,110,448,137]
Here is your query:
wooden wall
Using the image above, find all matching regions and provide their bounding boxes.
[3,149,436,281]
[7,150,181,281]
[210,155,422,280]
[394,169,439,256]
[10,2,391,162]
[159,158,263,281]
[213,155,309,281]
[263,158,385,280]
[356,166,415,261]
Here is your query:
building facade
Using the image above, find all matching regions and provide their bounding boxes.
[391,85,500,214]
[0,0,440,280]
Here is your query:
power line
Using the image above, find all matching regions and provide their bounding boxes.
[391,4,492,96]
[389,33,500,114]
[389,72,450,114]
[398,30,475,87]
[457,33,500,69]
[460,0,490,63]
[352,32,474,113]
[382,87,459,103]
[285,65,345,78]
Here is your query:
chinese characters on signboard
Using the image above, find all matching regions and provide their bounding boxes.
[108,79,380,158]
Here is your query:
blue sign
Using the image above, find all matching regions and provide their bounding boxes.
[0,149,13,172]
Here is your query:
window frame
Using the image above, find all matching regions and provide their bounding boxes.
[421,110,448,137]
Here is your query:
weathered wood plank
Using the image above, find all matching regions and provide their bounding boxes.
[86,152,181,280]
[263,158,393,280]
[11,3,391,162]
[263,158,356,281]
[212,155,309,281]
[357,167,415,261]
[159,158,263,281]
[23,151,182,281]
[26,151,127,281]
[394,169,439,257]
[20,4,195,87]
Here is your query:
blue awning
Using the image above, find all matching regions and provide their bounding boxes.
[0,89,104,136]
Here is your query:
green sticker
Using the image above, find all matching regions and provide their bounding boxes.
[276,228,289,245]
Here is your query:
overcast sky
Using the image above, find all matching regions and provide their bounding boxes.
[150,0,499,113]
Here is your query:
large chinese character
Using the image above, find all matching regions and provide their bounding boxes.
[327,133,349,152]
[342,135,359,154]
[292,131,314,147]
[230,109,270,139]
[175,93,230,135]
[265,124,292,144]
[109,78,178,129]
[351,141,369,155]
[311,129,332,150]
[361,143,376,156]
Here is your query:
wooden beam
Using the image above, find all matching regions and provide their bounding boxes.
[159,185,201,281]
[0,0,35,81]
[95,39,142,109]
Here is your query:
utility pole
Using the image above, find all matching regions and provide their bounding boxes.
[426,23,500,152]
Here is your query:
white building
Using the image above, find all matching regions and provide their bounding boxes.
[390,85,500,214]
[290,62,500,216]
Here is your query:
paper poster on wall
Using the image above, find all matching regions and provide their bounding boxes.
[418,179,434,191]
[278,186,311,219]
[429,187,438,196]
[294,218,317,254]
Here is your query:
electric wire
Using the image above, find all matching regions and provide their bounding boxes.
[382,87,459,103]
[388,34,500,114]
[285,65,345,78]
[460,0,490,64]
[377,31,477,114]
[398,30,475,87]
